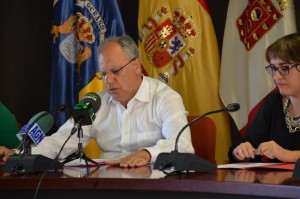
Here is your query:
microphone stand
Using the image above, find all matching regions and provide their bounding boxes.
[153,103,240,173]
[22,136,30,155]
[174,109,226,153]
[153,110,219,173]
[62,121,100,170]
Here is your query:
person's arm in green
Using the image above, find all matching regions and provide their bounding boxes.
[0,102,20,149]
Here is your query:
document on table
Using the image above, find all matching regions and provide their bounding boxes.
[217,162,295,170]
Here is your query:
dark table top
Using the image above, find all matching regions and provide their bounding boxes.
[1,160,300,199]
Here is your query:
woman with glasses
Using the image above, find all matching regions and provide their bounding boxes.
[229,33,300,163]
[0,35,194,168]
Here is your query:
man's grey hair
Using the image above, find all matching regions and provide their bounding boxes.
[99,35,139,59]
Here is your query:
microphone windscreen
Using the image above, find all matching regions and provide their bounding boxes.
[28,111,55,134]
[226,103,240,112]
[17,111,55,140]
[80,92,101,112]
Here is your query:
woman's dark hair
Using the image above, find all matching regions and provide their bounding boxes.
[265,33,300,63]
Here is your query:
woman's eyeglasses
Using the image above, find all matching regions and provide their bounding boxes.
[265,63,300,76]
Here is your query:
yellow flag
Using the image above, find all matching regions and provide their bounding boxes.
[79,78,105,100]
[138,0,231,163]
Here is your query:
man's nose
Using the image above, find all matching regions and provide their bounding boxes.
[104,73,115,83]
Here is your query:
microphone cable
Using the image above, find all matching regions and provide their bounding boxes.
[33,128,75,199]
[33,95,101,199]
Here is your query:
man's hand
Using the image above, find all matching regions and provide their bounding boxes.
[105,149,151,168]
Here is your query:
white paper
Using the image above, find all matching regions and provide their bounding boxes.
[217,162,284,169]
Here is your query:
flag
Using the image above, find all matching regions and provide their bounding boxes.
[138,0,231,163]
[220,0,296,135]
[50,0,126,128]
[50,0,125,158]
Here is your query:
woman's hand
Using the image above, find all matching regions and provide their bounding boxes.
[256,140,300,162]
[232,142,257,161]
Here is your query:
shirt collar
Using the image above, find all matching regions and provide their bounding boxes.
[134,75,150,103]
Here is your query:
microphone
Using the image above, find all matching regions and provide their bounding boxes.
[71,92,101,135]
[62,92,101,166]
[153,103,240,172]
[17,112,54,142]
[17,104,68,143]
[16,104,68,154]
[16,111,55,154]
[3,105,68,173]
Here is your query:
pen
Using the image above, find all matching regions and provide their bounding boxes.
[235,149,258,157]
[253,149,258,154]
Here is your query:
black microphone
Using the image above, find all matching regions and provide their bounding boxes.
[153,103,240,172]
[71,92,101,135]
[61,92,101,167]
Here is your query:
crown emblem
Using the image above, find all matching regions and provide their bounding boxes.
[139,6,199,83]
[173,8,198,38]
[76,12,95,44]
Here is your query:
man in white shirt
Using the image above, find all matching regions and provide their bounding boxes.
[0,35,194,168]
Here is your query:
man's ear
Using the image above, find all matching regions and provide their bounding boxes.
[134,58,142,74]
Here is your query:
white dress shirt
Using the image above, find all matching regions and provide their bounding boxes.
[32,76,194,163]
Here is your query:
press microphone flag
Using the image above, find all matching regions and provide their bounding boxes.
[153,103,240,172]
[16,111,54,143]
[16,124,30,140]
[18,123,45,145]
[28,123,45,145]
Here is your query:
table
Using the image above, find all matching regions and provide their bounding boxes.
[1,164,300,199]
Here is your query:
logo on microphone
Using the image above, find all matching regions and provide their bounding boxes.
[28,123,45,145]
[16,124,30,141]
[81,94,97,102]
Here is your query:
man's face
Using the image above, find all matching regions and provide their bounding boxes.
[98,41,142,107]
